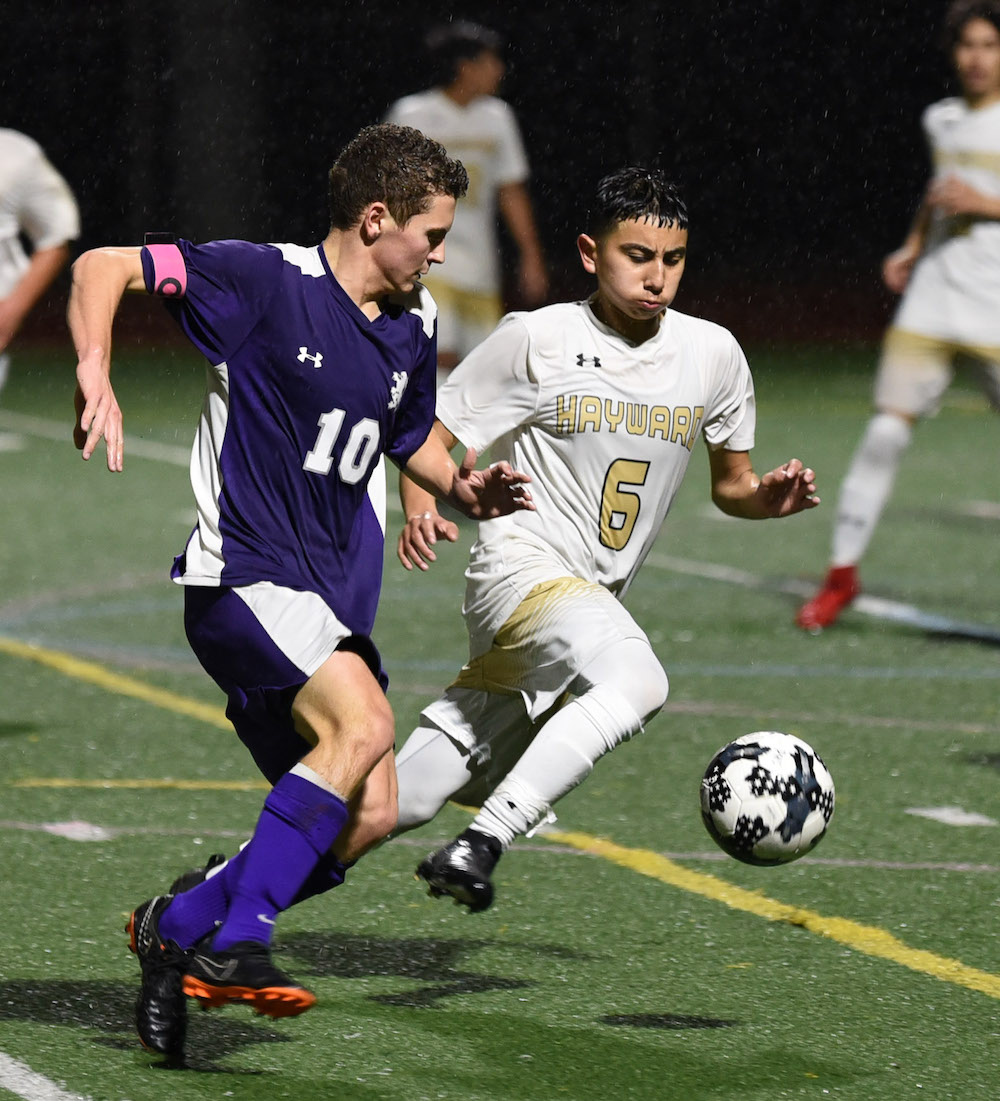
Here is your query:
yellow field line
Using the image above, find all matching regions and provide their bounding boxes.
[0,635,230,730]
[4,632,998,1002]
[548,829,1000,1001]
[13,777,267,791]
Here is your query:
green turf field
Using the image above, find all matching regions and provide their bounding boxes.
[1,343,998,1100]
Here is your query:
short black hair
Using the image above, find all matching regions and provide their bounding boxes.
[425,21,505,84]
[944,0,1000,47]
[587,167,688,240]
[328,123,468,231]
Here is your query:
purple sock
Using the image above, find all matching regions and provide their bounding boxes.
[159,839,353,949]
[158,851,246,949]
[292,852,352,905]
[212,769,349,951]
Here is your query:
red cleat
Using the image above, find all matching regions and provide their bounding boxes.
[796,566,860,631]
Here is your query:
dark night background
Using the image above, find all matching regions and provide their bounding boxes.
[2,1,956,343]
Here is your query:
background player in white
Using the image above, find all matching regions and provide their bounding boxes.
[797,0,1000,630]
[0,129,79,440]
[386,20,548,378]
[389,167,821,911]
[70,124,532,1057]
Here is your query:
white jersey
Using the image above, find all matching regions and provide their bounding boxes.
[386,90,529,294]
[437,300,756,657]
[895,97,1000,343]
[0,129,79,298]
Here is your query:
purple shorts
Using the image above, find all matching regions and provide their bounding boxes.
[183,584,385,783]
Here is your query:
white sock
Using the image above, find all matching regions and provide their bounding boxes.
[393,724,477,833]
[831,412,912,567]
[471,682,646,847]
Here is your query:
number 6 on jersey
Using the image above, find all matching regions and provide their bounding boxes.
[599,458,649,550]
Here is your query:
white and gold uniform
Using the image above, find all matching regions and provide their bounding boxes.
[878,97,1000,414]
[424,299,755,739]
[386,90,529,356]
[0,129,79,391]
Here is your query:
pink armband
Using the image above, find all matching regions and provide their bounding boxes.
[145,243,187,297]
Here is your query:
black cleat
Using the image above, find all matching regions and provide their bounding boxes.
[126,895,189,1057]
[183,940,316,1018]
[416,828,502,912]
[168,852,227,895]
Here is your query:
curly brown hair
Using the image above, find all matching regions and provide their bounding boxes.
[328,124,468,231]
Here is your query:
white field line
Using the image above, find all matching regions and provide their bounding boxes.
[0,409,407,515]
[0,409,190,465]
[0,1054,92,1101]
[645,552,1000,643]
[1,818,997,874]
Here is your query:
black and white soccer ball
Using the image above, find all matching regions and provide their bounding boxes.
[699,731,835,866]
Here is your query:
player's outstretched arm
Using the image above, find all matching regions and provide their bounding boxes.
[709,449,820,520]
[0,245,70,355]
[68,247,145,472]
[401,426,533,545]
[397,422,461,572]
[883,197,932,295]
[498,182,549,306]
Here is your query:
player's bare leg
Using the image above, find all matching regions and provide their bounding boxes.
[182,651,394,1016]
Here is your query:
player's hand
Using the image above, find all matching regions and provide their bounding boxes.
[927,174,986,218]
[755,458,819,517]
[882,245,919,294]
[449,448,534,520]
[74,346,123,472]
[397,510,460,572]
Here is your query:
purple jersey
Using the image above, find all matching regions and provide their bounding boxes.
[141,238,437,636]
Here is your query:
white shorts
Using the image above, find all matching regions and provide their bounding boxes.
[423,576,650,750]
[420,274,501,361]
[874,326,1000,417]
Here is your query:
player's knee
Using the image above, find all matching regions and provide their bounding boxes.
[577,637,668,724]
[633,656,669,721]
[295,695,396,775]
[865,411,914,460]
[354,705,396,771]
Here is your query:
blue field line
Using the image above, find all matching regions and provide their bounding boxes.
[3,630,1000,683]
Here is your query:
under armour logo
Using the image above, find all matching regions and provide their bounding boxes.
[388,370,409,410]
[576,353,601,369]
[298,347,323,369]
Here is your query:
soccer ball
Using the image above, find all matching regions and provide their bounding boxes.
[699,731,835,866]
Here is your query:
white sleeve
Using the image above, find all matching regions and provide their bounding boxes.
[16,148,80,250]
[435,313,539,452]
[493,102,530,186]
[702,330,756,452]
[921,103,938,166]
[385,98,407,125]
